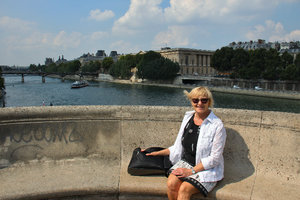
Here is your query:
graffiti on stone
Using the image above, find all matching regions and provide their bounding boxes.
[10,129,83,144]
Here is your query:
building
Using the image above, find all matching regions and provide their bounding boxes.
[228,39,300,55]
[228,39,279,51]
[278,41,300,58]
[56,55,67,65]
[77,50,119,65]
[157,48,216,76]
[45,58,54,66]
[44,56,67,66]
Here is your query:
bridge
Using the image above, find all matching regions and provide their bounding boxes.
[179,75,213,85]
[1,71,99,83]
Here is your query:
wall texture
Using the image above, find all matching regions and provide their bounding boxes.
[0,106,299,200]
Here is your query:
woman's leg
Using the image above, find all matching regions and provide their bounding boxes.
[167,174,183,200]
[177,181,201,200]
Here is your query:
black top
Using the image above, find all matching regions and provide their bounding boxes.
[181,114,200,166]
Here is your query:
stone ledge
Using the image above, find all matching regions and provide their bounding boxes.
[0,157,119,200]
[0,106,299,200]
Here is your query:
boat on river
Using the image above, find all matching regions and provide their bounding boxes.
[71,80,89,89]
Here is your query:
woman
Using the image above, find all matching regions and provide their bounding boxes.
[146,87,226,200]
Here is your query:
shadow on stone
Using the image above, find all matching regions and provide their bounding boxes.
[211,128,255,194]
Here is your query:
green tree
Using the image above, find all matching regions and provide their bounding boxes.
[295,53,300,68]
[211,47,234,72]
[137,51,161,79]
[57,63,67,73]
[102,57,114,73]
[109,55,136,79]
[45,63,58,73]
[280,64,300,81]
[262,49,282,80]
[137,51,179,80]
[67,60,81,73]
[281,51,293,67]
[29,64,38,71]
[230,48,249,78]
[248,49,267,71]
[240,48,267,79]
[0,67,4,89]
[160,58,180,80]
[231,48,249,71]
[81,61,100,73]
[0,77,3,89]
[238,66,261,79]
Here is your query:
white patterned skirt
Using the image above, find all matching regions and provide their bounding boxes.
[167,160,217,197]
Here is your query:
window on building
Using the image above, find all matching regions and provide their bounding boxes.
[185,56,189,66]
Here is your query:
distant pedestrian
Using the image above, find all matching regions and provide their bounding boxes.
[50,102,53,106]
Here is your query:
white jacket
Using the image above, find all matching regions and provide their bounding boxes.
[168,110,226,182]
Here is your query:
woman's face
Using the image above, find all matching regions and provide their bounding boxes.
[190,96,210,115]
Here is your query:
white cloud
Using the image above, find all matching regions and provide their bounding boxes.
[112,0,164,35]
[164,0,284,23]
[88,9,115,21]
[0,16,35,32]
[152,26,190,48]
[0,16,82,50]
[286,30,300,41]
[53,31,82,48]
[246,20,300,42]
[89,31,109,40]
[110,40,140,53]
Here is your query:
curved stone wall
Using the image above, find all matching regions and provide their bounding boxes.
[0,106,299,200]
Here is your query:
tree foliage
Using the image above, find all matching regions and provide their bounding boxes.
[0,67,4,89]
[81,61,101,73]
[295,53,300,68]
[211,47,300,81]
[137,51,180,80]
[109,55,137,79]
[43,60,81,73]
[281,51,293,66]
[109,51,179,81]
[29,64,38,71]
[102,57,114,73]
[211,47,234,72]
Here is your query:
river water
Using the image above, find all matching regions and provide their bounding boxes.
[1,75,300,113]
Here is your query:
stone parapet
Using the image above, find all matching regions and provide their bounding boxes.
[0,106,299,200]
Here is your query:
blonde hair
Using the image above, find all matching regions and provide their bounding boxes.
[184,87,214,108]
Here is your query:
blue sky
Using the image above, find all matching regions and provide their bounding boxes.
[1,0,300,66]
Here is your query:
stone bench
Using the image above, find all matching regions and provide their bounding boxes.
[0,106,299,200]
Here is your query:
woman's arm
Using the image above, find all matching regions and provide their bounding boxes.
[200,125,226,170]
[172,123,226,178]
[145,148,170,156]
[172,162,205,178]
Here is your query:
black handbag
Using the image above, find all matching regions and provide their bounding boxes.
[127,147,172,176]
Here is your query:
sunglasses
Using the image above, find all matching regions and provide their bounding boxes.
[191,98,209,104]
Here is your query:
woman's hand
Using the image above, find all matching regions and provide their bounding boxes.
[145,151,160,156]
[171,168,193,178]
[141,149,159,156]
[141,148,170,156]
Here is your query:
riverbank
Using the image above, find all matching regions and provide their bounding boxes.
[49,74,300,100]
[111,79,300,100]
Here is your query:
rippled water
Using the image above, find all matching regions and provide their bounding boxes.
[1,75,300,113]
